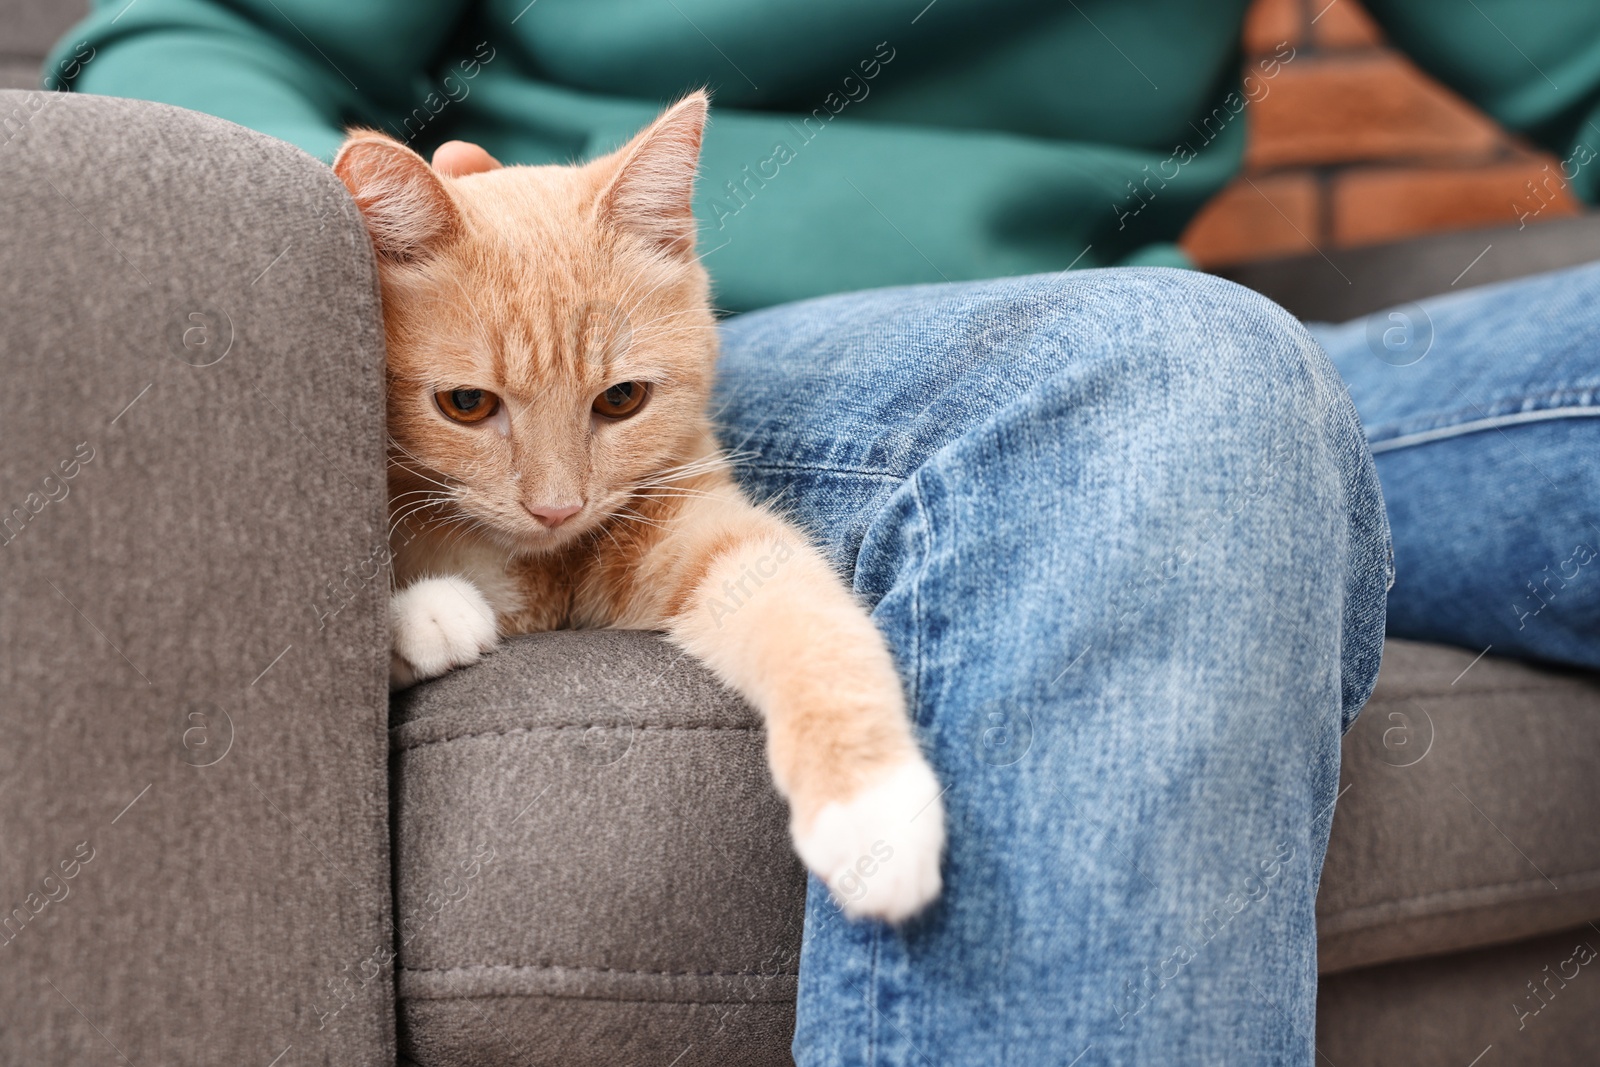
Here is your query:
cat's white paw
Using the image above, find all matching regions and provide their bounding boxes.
[390,576,500,690]
[791,757,945,923]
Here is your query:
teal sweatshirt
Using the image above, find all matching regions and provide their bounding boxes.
[45,0,1600,312]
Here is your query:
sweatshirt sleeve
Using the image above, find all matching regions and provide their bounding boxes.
[43,0,471,161]
[1362,0,1600,203]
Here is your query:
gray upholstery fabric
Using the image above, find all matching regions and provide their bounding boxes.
[391,631,805,1067]
[1320,640,1600,974]
[1318,923,1600,1066]
[0,91,395,1064]
[395,633,1600,1064]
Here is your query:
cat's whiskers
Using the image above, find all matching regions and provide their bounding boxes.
[388,489,453,518]
[387,434,445,466]
[387,494,456,531]
[387,443,460,494]
[388,467,460,500]
[432,512,493,553]
[639,451,752,488]
[649,456,723,479]
[387,455,450,485]
[596,520,627,560]
[635,320,717,337]
[625,305,705,334]
[609,503,669,531]
[613,266,689,323]
[388,488,455,505]
[632,488,720,502]
[389,499,455,540]
[632,323,718,347]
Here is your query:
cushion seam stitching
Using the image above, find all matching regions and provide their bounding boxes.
[1320,867,1600,930]
[399,964,797,978]
[392,723,761,750]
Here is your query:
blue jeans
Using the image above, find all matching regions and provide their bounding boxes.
[1309,264,1600,669]
[715,261,1600,1065]
[717,268,1389,1065]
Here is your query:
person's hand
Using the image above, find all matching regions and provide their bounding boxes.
[432,140,502,177]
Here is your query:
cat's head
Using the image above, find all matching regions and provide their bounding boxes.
[335,92,716,555]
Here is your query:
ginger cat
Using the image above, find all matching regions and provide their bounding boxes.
[334,93,944,921]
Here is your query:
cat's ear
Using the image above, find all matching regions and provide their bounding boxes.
[334,131,462,262]
[594,91,708,257]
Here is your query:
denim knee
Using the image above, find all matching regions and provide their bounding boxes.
[907,268,1393,722]
[1032,269,1344,439]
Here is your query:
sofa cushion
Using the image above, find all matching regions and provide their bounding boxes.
[392,632,1600,1063]
[1317,923,1600,1066]
[1318,639,1600,973]
[390,630,805,1067]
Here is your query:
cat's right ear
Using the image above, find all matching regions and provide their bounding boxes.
[334,132,462,262]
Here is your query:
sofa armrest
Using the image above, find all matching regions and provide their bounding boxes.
[0,90,394,1065]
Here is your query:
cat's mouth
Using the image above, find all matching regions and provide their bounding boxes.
[434,489,635,558]
[501,488,643,556]
[501,514,597,555]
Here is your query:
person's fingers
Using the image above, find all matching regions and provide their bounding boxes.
[432,141,503,177]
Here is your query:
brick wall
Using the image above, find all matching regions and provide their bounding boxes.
[1179,0,1584,266]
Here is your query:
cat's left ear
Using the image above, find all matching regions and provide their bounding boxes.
[594,90,708,257]
[334,131,462,262]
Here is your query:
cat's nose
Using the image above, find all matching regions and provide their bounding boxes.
[525,502,582,528]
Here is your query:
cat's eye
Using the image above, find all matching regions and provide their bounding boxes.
[435,387,500,424]
[592,381,650,420]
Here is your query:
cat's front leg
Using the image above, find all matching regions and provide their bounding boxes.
[390,575,501,690]
[658,503,946,922]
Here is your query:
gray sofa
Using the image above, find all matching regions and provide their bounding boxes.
[2,37,1599,1067]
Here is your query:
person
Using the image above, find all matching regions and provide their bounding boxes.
[45,1,1600,1062]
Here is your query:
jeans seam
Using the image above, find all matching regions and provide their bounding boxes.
[905,473,933,722]
[743,460,904,480]
[1365,391,1600,454]
[867,927,881,1067]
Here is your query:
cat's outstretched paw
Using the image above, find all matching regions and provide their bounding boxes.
[791,757,945,924]
[390,576,500,690]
